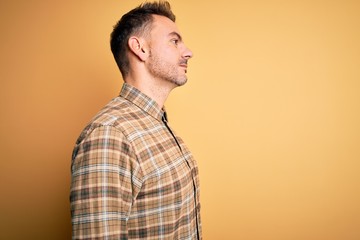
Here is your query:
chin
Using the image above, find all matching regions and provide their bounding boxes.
[175,77,187,86]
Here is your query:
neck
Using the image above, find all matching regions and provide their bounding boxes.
[124,75,174,108]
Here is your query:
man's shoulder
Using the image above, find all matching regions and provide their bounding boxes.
[75,97,146,144]
[92,97,134,127]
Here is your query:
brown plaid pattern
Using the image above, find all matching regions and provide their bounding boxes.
[70,83,201,239]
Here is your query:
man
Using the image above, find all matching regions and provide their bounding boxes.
[70,1,201,239]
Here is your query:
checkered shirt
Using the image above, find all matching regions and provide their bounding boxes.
[70,83,201,239]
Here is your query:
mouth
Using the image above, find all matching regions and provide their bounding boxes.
[180,64,188,73]
[179,60,188,69]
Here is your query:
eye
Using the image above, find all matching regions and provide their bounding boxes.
[171,39,179,45]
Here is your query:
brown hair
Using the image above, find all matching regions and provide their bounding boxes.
[110,1,176,77]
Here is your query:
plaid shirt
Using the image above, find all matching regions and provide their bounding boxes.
[70,83,201,239]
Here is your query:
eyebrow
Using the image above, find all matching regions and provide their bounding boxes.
[168,31,183,41]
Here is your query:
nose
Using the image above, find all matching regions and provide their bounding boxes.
[183,45,193,60]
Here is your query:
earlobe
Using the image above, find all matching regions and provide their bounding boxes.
[128,37,147,61]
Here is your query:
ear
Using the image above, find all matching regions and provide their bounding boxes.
[128,36,148,61]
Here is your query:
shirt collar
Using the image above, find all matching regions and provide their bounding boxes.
[119,83,165,122]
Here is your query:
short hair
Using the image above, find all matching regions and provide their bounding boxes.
[110,1,176,78]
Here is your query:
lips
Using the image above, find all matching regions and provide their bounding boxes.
[179,60,188,68]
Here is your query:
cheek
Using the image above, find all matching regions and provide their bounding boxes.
[162,50,179,63]
[151,45,180,63]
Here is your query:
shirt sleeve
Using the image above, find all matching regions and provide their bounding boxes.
[70,125,142,239]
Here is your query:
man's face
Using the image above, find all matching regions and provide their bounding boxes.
[146,15,193,87]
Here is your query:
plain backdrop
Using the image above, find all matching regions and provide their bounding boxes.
[1,0,359,239]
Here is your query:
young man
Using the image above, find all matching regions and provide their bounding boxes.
[70,1,201,239]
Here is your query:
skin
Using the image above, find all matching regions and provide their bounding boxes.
[125,14,193,108]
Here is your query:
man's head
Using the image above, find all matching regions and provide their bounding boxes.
[110,1,176,77]
[110,1,193,87]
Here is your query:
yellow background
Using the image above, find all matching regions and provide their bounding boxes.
[1,0,359,239]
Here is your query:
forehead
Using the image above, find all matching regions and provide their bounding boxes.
[150,14,180,37]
